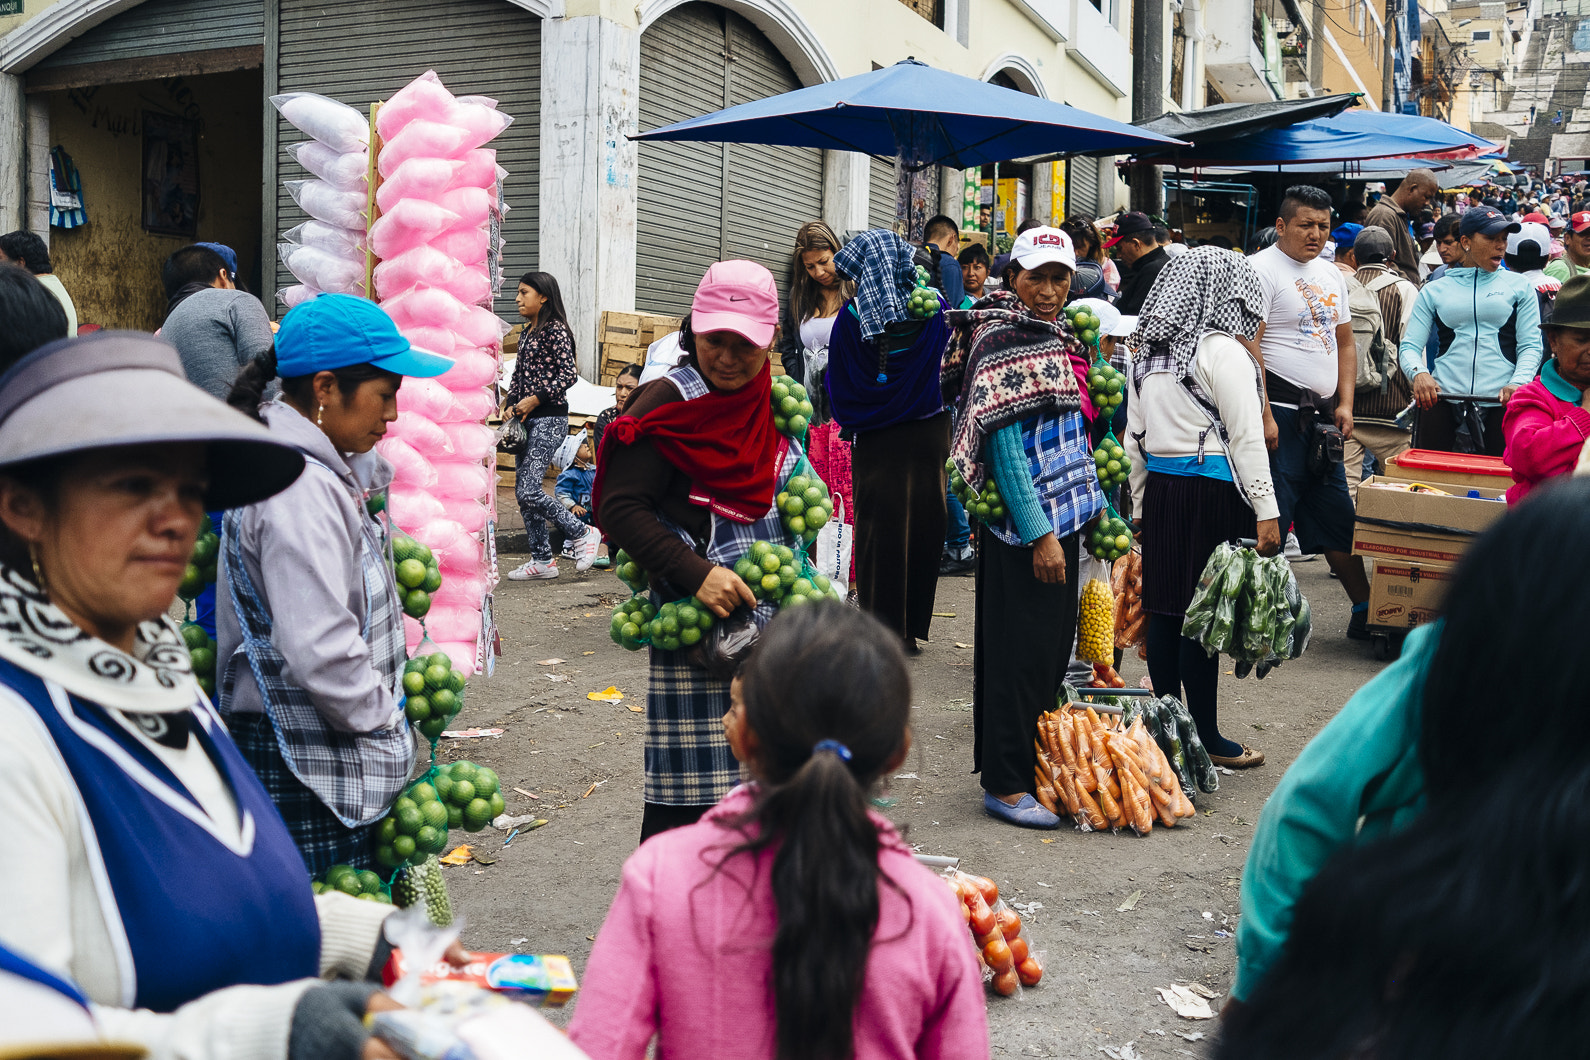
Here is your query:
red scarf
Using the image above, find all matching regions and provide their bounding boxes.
[592,365,779,525]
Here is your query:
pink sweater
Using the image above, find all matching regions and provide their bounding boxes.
[1502,375,1590,504]
[566,786,991,1060]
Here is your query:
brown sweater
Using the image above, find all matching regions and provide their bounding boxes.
[595,377,715,596]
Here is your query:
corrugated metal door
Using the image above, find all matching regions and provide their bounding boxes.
[32,0,263,68]
[272,0,539,318]
[1067,156,1100,219]
[636,3,823,316]
[869,155,899,232]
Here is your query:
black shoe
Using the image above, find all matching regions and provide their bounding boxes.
[939,549,975,576]
[1347,609,1370,640]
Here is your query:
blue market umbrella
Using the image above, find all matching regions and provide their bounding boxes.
[632,58,1187,170]
[1131,109,1501,168]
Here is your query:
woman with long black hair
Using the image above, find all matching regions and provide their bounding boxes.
[568,603,990,1059]
[1230,476,1590,1007]
[503,270,602,580]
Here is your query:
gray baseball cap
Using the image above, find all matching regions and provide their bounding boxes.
[0,331,304,508]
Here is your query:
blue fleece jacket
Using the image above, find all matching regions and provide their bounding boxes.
[1398,266,1544,402]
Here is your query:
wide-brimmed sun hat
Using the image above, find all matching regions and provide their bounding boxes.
[0,332,305,508]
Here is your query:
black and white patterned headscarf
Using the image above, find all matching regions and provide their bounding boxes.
[1126,246,1267,388]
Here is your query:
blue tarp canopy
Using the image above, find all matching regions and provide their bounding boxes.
[631,58,1187,169]
[1131,109,1500,168]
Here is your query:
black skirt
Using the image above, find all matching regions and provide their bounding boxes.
[1141,472,1256,618]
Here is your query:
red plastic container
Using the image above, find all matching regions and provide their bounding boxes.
[1385,449,1511,491]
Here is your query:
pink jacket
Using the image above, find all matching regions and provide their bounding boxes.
[566,786,990,1060]
[1502,372,1590,504]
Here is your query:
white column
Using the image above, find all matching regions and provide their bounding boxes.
[25,94,50,238]
[822,150,869,234]
[540,9,640,382]
[0,74,24,233]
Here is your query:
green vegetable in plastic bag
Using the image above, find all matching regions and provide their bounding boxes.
[1165,696,1219,794]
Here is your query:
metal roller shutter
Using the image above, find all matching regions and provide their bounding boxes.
[32,0,263,68]
[272,0,539,317]
[869,155,899,232]
[636,3,823,316]
[1067,156,1100,219]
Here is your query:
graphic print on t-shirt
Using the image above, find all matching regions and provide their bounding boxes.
[1292,279,1341,356]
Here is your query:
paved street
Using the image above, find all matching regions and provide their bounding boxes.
[439,549,1383,1058]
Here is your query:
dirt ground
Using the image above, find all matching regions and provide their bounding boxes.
[438,543,1384,1058]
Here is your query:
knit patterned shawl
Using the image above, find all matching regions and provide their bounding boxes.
[946,290,1084,492]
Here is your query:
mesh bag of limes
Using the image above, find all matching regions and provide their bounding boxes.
[734,540,843,609]
[947,459,1007,525]
[772,377,816,440]
[390,531,444,620]
[776,465,835,545]
[177,514,221,698]
[402,649,470,743]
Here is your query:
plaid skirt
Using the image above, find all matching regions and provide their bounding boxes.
[644,647,741,806]
[227,710,379,878]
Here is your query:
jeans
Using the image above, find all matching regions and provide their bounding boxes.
[945,485,970,551]
[515,416,590,562]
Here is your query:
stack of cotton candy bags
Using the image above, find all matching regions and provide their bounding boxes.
[369,70,514,671]
[272,91,373,305]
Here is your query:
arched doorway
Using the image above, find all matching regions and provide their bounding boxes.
[635,2,824,315]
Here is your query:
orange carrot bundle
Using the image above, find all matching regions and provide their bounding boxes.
[1117,760,1154,835]
[1068,712,1099,793]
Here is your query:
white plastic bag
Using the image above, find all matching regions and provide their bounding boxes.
[282,219,365,258]
[282,140,368,191]
[271,91,368,154]
[813,494,853,589]
[284,179,366,230]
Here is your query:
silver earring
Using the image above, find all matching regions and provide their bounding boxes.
[316,405,323,427]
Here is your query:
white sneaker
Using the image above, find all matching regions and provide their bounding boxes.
[507,560,559,581]
[1284,531,1318,562]
[573,526,603,572]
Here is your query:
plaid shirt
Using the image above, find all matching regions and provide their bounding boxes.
[833,229,917,340]
[986,410,1105,548]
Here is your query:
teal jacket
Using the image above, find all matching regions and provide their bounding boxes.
[1231,621,1440,1001]
[1397,267,1543,401]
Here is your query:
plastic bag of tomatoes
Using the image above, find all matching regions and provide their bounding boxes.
[943,869,1043,996]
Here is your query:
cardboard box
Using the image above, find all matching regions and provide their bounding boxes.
[1366,559,1454,629]
[1352,476,1507,567]
[1384,449,1512,493]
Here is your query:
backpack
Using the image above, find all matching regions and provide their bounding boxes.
[1346,271,1388,393]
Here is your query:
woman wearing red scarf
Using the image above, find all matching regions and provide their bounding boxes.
[595,261,801,842]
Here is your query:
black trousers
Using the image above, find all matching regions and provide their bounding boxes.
[852,411,951,642]
[973,527,1080,796]
[1414,401,1506,456]
[639,801,712,845]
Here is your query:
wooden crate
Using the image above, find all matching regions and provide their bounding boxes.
[600,342,648,382]
[600,310,681,347]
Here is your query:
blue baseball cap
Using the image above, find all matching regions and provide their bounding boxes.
[275,293,455,379]
[1459,207,1521,239]
[194,242,238,278]
[1330,222,1363,247]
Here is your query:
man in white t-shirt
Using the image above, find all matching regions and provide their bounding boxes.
[1248,184,1372,641]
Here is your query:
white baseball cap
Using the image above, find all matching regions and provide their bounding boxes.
[1011,227,1077,272]
[1507,221,1551,257]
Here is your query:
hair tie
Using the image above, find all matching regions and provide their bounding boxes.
[813,739,852,762]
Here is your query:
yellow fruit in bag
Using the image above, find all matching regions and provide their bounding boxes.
[1077,577,1114,664]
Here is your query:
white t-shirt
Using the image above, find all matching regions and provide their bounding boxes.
[1249,243,1351,399]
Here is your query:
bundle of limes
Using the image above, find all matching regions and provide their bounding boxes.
[1094,436,1131,491]
[1086,362,1126,416]
[614,549,649,594]
[366,490,386,517]
[1064,303,1104,348]
[733,540,842,609]
[642,598,715,652]
[776,472,833,543]
[1089,513,1134,562]
[772,378,815,436]
[402,650,468,742]
[314,864,392,902]
[1076,576,1114,664]
[180,621,218,699]
[947,460,1007,523]
[610,596,658,651]
[374,760,502,870]
[907,286,941,320]
[178,515,220,601]
[391,533,443,619]
[779,571,842,609]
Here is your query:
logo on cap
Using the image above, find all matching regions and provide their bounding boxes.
[1573,211,1590,232]
[1034,232,1065,247]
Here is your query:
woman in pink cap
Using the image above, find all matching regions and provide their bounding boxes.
[595,260,811,842]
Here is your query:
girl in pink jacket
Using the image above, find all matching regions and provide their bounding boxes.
[568,604,990,1060]
[1502,275,1590,504]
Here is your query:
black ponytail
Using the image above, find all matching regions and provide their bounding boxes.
[227,348,279,422]
[226,348,399,424]
[725,603,913,1060]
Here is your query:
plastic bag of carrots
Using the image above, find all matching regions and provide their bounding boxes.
[1112,549,1146,649]
[943,870,1043,997]
[1032,704,1196,835]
